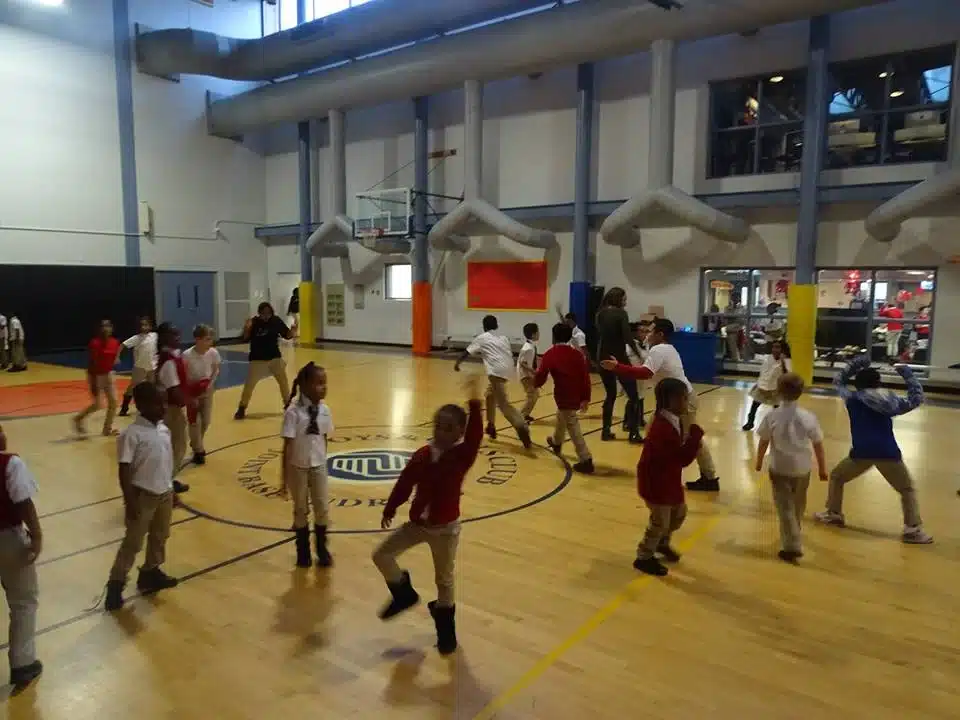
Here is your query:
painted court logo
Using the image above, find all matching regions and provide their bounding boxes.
[327,449,415,483]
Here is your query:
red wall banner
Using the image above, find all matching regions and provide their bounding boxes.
[466,260,548,311]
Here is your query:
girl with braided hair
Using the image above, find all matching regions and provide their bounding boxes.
[280,361,334,568]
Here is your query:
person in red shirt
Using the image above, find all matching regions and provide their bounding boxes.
[535,323,594,474]
[633,378,704,577]
[879,302,904,360]
[74,319,122,437]
[372,376,482,656]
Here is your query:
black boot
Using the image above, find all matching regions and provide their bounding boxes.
[137,567,178,595]
[685,477,720,492]
[295,527,312,568]
[428,601,458,655]
[637,399,646,428]
[314,524,333,568]
[173,479,190,494]
[104,580,125,611]
[378,571,420,620]
[742,401,760,431]
[601,403,616,441]
[9,660,43,688]
[234,405,246,420]
[118,395,131,417]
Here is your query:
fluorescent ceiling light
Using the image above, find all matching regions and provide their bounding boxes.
[29,0,64,6]
[769,75,784,83]
[879,71,890,78]
[890,89,905,98]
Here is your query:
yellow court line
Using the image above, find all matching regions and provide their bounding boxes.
[471,513,723,720]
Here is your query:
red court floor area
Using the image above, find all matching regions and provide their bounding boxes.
[0,379,131,420]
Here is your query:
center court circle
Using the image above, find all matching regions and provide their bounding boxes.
[178,425,571,534]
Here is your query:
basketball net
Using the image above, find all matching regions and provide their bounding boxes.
[358,228,384,250]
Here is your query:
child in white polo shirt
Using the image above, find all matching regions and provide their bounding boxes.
[183,324,222,466]
[105,382,178,611]
[754,373,828,563]
[282,361,334,568]
[454,315,531,449]
[119,316,158,417]
[517,322,540,424]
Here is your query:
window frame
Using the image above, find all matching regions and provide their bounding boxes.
[383,262,413,302]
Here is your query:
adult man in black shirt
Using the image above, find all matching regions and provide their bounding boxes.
[234,302,295,420]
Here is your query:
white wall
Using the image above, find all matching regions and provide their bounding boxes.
[1,0,268,338]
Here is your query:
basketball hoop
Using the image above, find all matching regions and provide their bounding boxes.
[357,227,384,250]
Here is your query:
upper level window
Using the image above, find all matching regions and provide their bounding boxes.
[827,45,953,169]
[708,70,806,178]
[281,0,375,29]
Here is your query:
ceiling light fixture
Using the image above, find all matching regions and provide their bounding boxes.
[769,75,784,83]
[29,0,65,6]
[890,89,905,98]
[879,71,890,79]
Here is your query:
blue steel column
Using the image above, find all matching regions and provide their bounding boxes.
[570,62,595,328]
[789,15,831,385]
[112,0,140,266]
[413,97,429,284]
[297,0,312,281]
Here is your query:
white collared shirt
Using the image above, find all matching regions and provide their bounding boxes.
[281,398,334,469]
[757,401,823,476]
[570,326,586,350]
[123,332,158,371]
[157,348,182,390]
[626,342,646,367]
[9,317,23,342]
[757,354,791,391]
[183,346,222,383]
[517,341,538,379]
[643,343,693,394]
[466,331,515,380]
[4,455,38,505]
[118,417,174,494]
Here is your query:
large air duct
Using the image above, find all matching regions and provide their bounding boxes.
[427,80,556,252]
[865,44,960,242]
[206,0,888,137]
[136,0,553,82]
[600,39,749,247]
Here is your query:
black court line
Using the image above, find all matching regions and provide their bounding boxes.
[0,534,294,652]
[37,516,199,567]
[40,495,123,519]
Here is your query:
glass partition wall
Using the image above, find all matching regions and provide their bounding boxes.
[701,268,937,373]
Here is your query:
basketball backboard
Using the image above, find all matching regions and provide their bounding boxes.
[354,188,411,239]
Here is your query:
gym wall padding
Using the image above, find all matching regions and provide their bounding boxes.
[0,265,156,354]
[466,260,548,311]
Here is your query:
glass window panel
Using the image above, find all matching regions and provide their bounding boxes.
[757,72,806,124]
[887,45,954,108]
[711,79,761,130]
[829,55,890,117]
[825,112,883,168]
[313,0,350,19]
[757,122,804,173]
[280,0,298,29]
[385,263,413,300]
[709,127,756,178]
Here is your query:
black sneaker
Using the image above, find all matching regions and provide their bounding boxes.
[295,527,312,568]
[657,544,681,563]
[628,433,644,445]
[742,422,754,431]
[685,477,720,492]
[428,601,458,656]
[378,571,420,620]
[10,660,43,688]
[572,459,595,474]
[633,556,669,576]
[524,415,535,425]
[517,426,533,450]
[104,580,124,611]
[778,550,803,563]
[234,406,246,420]
[485,423,497,440]
[137,567,178,595]
[173,480,190,494]
[546,437,561,455]
[600,430,616,442]
[193,452,206,465]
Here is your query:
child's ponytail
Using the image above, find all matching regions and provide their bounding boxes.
[287,360,317,407]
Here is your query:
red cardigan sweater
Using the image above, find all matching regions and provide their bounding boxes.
[384,399,483,526]
[637,412,704,505]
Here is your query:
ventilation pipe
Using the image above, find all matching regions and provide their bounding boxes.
[600,39,749,248]
[136,0,553,82]
[206,0,888,137]
[865,45,960,242]
[428,80,556,252]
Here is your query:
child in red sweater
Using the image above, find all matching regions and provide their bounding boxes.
[74,319,122,437]
[372,377,482,655]
[535,323,594,474]
[633,378,704,577]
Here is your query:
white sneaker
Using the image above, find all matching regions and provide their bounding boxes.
[902,526,933,545]
[813,510,845,527]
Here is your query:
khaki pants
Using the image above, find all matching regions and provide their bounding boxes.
[553,409,591,462]
[827,457,921,527]
[0,343,8,367]
[288,465,329,528]
[240,358,290,408]
[637,503,687,559]
[76,372,118,433]
[109,487,174,583]
[681,395,717,480]
[0,528,38,669]
[886,330,902,359]
[9,339,26,368]
[519,377,539,417]
[165,406,188,477]
[189,391,215,454]
[485,376,527,431]
[124,367,156,398]
[372,521,460,607]
[769,472,810,553]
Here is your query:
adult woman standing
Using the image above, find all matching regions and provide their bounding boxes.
[595,287,643,443]
[234,302,296,420]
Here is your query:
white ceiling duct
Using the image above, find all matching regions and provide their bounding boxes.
[601,39,749,247]
[136,0,556,82]
[207,0,888,136]
[428,80,556,252]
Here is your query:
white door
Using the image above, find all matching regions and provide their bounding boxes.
[271,272,301,318]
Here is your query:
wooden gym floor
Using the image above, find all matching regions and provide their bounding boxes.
[1,343,958,719]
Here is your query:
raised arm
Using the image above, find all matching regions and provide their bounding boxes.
[887,365,925,416]
[461,398,484,461]
[834,354,871,400]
